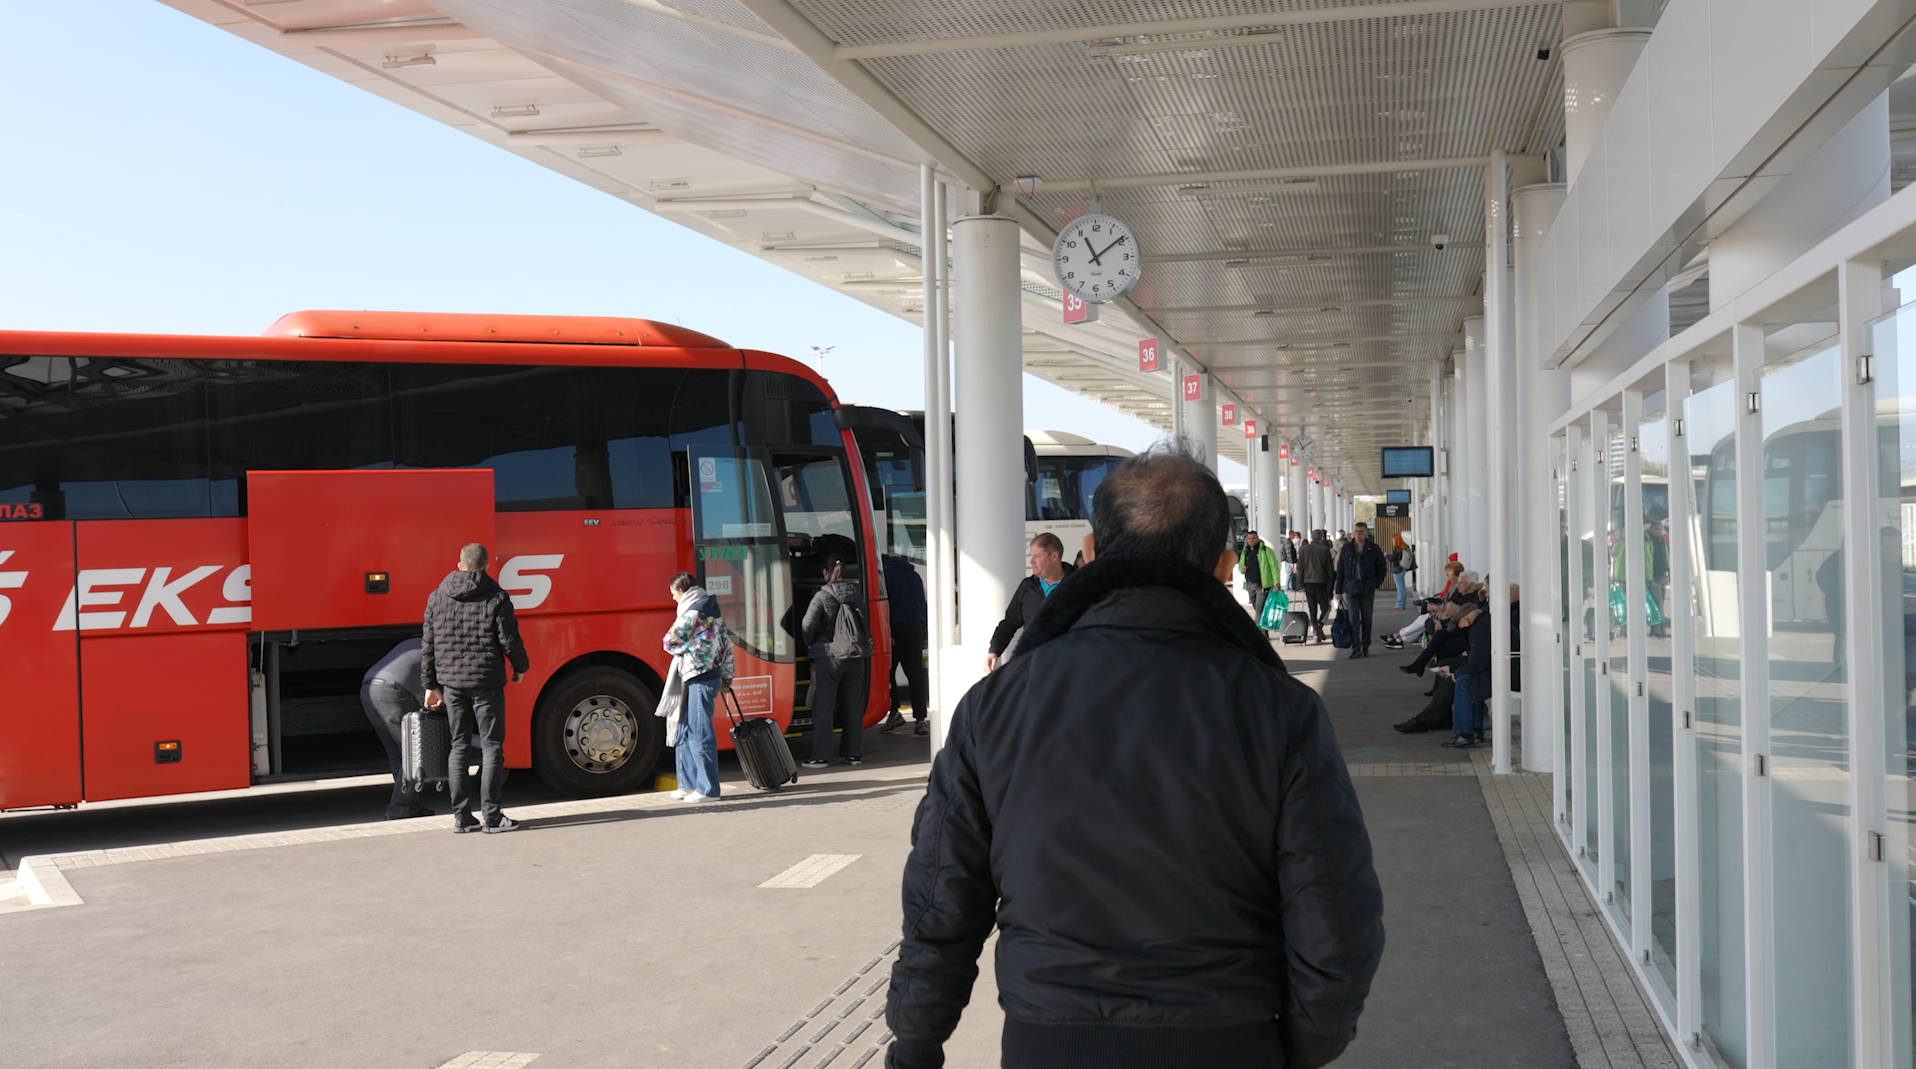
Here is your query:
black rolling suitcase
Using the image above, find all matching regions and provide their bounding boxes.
[401,709,451,793]
[1280,611,1310,645]
[724,687,798,791]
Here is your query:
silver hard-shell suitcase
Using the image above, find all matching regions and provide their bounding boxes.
[401,709,451,793]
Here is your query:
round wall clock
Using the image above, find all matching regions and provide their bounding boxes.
[1051,213,1140,302]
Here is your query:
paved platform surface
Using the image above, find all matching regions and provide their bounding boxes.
[0,602,1679,1068]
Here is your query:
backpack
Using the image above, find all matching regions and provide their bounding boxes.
[829,592,873,660]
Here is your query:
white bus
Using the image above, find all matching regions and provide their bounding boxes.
[1026,430,1134,565]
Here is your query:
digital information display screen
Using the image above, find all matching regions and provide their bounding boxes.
[1380,446,1434,478]
[1386,489,1411,504]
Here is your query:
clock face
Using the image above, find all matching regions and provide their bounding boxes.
[1051,213,1139,302]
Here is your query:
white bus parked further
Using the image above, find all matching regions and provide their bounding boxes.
[1025,431,1134,567]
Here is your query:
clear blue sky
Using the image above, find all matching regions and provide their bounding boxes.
[0,0,1236,473]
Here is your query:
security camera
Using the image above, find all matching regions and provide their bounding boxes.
[1432,233,1449,251]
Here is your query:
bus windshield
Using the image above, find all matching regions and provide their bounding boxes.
[1027,454,1122,522]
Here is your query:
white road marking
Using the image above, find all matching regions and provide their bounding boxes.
[759,854,861,888]
[435,1053,540,1068]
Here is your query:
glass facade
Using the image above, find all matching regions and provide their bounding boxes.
[1873,300,1916,1069]
[1609,428,1633,919]
[1686,376,1745,1068]
[1642,409,1677,993]
[1579,430,1601,865]
[1760,344,1852,1067]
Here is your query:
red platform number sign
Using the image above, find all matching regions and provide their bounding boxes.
[1138,337,1160,373]
[1063,292,1098,324]
[1278,441,1290,459]
[1221,403,1236,425]
[1243,419,1257,438]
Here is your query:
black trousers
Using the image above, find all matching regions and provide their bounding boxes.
[359,680,422,817]
[445,686,507,826]
[1345,589,1378,650]
[809,651,870,761]
[1303,583,1332,633]
[1408,627,1469,672]
[891,625,929,721]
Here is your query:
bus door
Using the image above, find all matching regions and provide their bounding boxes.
[0,521,79,809]
[688,447,793,728]
[768,448,873,729]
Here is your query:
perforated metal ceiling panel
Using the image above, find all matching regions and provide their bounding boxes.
[162,0,1570,488]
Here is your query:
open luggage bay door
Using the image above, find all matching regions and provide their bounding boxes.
[247,469,495,631]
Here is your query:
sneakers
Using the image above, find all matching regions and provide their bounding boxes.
[1381,636,1403,650]
[681,791,711,804]
[802,759,830,769]
[1439,734,1475,749]
[847,756,863,766]
[453,814,482,834]
[912,720,928,736]
[484,816,521,834]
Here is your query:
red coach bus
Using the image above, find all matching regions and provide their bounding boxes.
[0,311,891,808]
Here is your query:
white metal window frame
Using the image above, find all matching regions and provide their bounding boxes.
[1543,179,1916,1069]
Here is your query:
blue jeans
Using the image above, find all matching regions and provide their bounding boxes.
[1452,673,1484,736]
[1393,570,1409,609]
[678,678,721,797]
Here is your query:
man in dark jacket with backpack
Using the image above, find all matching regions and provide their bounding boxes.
[885,446,1383,1069]
[423,542,529,834]
[983,532,1074,671]
[801,554,871,767]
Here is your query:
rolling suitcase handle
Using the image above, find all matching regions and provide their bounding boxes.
[720,686,746,729]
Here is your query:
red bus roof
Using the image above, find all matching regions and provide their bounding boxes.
[0,312,842,404]
[262,309,730,349]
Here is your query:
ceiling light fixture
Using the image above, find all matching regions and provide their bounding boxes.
[576,146,621,158]
[1088,30,1284,58]
[1224,255,1333,268]
[492,104,540,118]
[382,53,435,69]
[1178,179,1319,197]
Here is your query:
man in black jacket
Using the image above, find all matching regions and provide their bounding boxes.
[423,543,530,834]
[886,447,1383,1069]
[1295,529,1336,642]
[983,532,1074,671]
[1334,522,1390,658]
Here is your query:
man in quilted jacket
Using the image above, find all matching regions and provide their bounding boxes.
[423,542,530,834]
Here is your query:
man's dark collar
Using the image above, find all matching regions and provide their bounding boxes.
[1017,555,1286,672]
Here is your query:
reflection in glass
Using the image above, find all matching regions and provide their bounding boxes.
[1608,431,1632,921]
[1869,299,1916,1069]
[689,448,789,662]
[1641,414,1677,992]
[1560,436,1573,828]
[1761,345,1851,1067]
[1580,433,1600,864]
[1688,379,1744,1067]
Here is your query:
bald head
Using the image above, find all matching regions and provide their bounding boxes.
[1089,443,1231,572]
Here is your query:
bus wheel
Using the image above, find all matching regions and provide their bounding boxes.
[531,668,662,797]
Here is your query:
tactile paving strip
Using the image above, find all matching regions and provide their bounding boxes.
[739,938,901,1069]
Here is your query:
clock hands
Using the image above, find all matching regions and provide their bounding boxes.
[1086,233,1128,266]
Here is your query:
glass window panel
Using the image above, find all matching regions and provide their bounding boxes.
[1560,436,1573,826]
[688,447,789,663]
[1581,433,1601,864]
[1609,430,1633,920]
[1642,413,1677,990]
[0,356,215,519]
[1687,377,1744,1068]
[1760,344,1851,1068]
[1869,298,1916,1069]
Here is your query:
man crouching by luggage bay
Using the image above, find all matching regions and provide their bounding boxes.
[884,445,1384,1069]
[422,542,529,835]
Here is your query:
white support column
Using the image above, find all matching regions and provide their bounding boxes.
[1486,153,1514,775]
[1185,372,1218,472]
[1449,356,1468,562]
[1463,316,1490,570]
[1431,359,1447,568]
[949,205,1023,722]
[1169,356,1185,445]
[1837,258,1891,1067]
[1514,180,1568,773]
[1257,433,1283,537]
[920,165,945,745]
[1732,320,1774,1069]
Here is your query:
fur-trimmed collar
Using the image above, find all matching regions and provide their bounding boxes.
[1017,555,1287,672]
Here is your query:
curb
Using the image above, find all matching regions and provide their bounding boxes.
[16,856,83,909]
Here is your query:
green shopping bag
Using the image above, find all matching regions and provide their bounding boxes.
[1257,590,1289,631]
[1608,584,1665,628]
